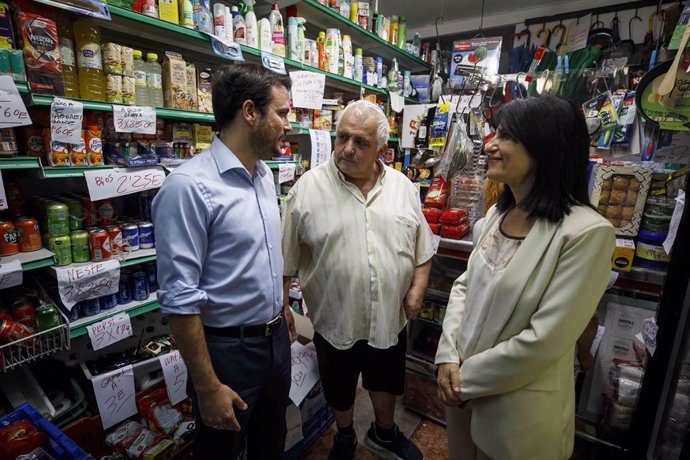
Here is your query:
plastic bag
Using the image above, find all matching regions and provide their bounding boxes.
[435,115,473,180]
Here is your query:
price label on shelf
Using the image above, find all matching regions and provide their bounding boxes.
[112,105,156,134]
[0,170,7,211]
[290,71,325,110]
[0,259,22,290]
[261,52,286,74]
[50,97,84,144]
[278,163,296,184]
[159,350,188,405]
[84,167,166,201]
[0,75,31,128]
[92,365,138,430]
[55,259,120,309]
[209,35,245,62]
[87,312,133,351]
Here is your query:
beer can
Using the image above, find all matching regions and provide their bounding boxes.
[36,305,61,331]
[0,220,19,256]
[118,271,132,305]
[82,198,98,227]
[70,230,91,263]
[60,303,80,322]
[89,228,112,261]
[96,199,115,226]
[122,224,139,252]
[49,234,72,266]
[80,298,101,316]
[16,217,42,252]
[137,221,154,249]
[144,262,157,289]
[46,202,69,236]
[64,198,83,231]
[10,297,37,332]
[0,319,32,343]
[105,225,124,255]
[100,293,118,310]
[132,271,149,301]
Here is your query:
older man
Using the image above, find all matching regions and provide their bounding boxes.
[282,100,435,460]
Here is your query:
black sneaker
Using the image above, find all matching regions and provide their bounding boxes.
[364,423,424,460]
[328,431,358,460]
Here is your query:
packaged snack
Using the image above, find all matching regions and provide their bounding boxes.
[197,68,212,112]
[440,222,469,240]
[106,74,123,103]
[428,223,441,234]
[423,177,450,209]
[162,51,189,110]
[123,76,136,105]
[102,42,123,75]
[121,45,134,76]
[438,207,469,225]
[126,428,163,459]
[0,2,15,49]
[186,61,197,108]
[422,207,442,224]
[105,421,144,449]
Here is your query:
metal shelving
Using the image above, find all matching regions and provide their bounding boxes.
[0,249,55,271]
[69,293,160,338]
[0,156,41,170]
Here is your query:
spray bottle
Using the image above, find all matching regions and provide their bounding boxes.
[244,0,258,48]
[269,2,285,57]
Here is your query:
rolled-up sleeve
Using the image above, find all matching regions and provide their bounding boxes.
[152,174,211,315]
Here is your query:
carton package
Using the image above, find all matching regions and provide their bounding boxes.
[197,67,212,113]
[193,124,213,151]
[185,62,197,109]
[158,0,179,24]
[0,2,15,49]
[163,51,191,110]
[612,238,635,272]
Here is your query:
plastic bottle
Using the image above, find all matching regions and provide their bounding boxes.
[325,28,339,74]
[74,18,104,101]
[349,2,358,22]
[287,16,298,60]
[259,18,272,53]
[133,50,150,106]
[412,32,421,56]
[389,15,398,44]
[225,6,233,42]
[194,0,213,34]
[342,34,353,79]
[232,6,246,45]
[296,18,306,64]
[339,1,350,19]
[317,31,326,70]
[387,58,399,92]
[213,3,225,38]
[397,16,407,49]
[403,70,411,97]
[56,15,80,99]
[353,47,363,82]
[269,2,285,57]
[375,56,383,88]
[179,0,195,28]
[245,0,258,48]
[146,53,164,108]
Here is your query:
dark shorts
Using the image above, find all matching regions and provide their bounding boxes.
[312,328,407,411]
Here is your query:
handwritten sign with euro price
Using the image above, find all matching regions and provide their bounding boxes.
[55,259,120,310]
[0,75,31,128]
[278,163,296,184]
[159,350,188,405]
[112,105,156,134]
[50,97,83,144]
[0,259,22,290]
[309,129,331,168]
[0,170,7,211]
[289,71,326,110]
[289,341,319,406]
[84,167,166,201]
[261,52,286,74]
[87,312,133,351]
[92,365,138,430]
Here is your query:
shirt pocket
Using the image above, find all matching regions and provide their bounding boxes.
[394,215,417,258]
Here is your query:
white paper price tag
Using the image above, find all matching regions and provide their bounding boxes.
[159,350,188,405]
[92,365,138,430]
[0,259,22,290]
[55,259,120,309]
[87,312,133,351]
[0,75,31,128]
[210,35,245,61]
[309,129,331,168]
[569,15,592,52]
[0,170,7,211]
[84,167,166,201]
[278,163,296,184]
[262,52,287,74]
[389,92,404,113]
[289,341,319,406]
[50,97,83,144]
[112,105,156,134]
[290,71,326,110]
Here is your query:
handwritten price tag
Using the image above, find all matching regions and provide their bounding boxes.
[289,71,325,110]
[0,75,31,128]
[309,129,331,168]
[278,163,296,184]
[261,52,286,74]
[92,365,138,430]
[0,170,7,211]
[87,313,133,351]
[84,167,166,201]
[112,105,156,134]
[289,341,319,406]
[55,259,120,309]
[0,259,22,290]
[159,350,188,405]
[50,97,83,144]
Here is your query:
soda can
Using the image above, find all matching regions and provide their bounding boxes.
[122,224,139,252]
[144,262,157,289]
[82,198,98,227]
[100,293,118,310]
[105,225,124,255]
[137,221,154,249]
[0,308,12,322]
[132,271,149,301]
[46,202,70,236]
[16,217,42,252]
[89,228,112,261]
[0,220,19,256]
[60,303,80,322]
[80,298,101,316]
[49,234,72,266]
[118,272,132,305]
[36,305,61,331]
[64,198,83,231]
[10,297,37,332]
[0,319,33,343]
[70,230,91,263]
[96,199,116,226]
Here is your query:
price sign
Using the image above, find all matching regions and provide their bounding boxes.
[112,105,156,134]
[0,75,31,128]
[0,259,22,290]
[84,167,166,201]
[309,129,331,168]
[278,163,296,184]
[261,52,286,74]
[159,350,188,405]
[289,341,319,406]
[290,71,326,110]
[0,170,7,211]
[210,35,245,61]
[55,259,120,309]
[50,97,83,144]
[87,312,133,351]
[92,365,138,430]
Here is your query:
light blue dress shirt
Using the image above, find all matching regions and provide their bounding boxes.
[152,137,283,327]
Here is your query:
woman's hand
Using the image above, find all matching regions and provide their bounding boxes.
[437,363,463,406]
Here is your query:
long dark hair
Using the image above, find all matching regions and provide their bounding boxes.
[494,94,592,222]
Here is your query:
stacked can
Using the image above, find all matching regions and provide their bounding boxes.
[144,262,157,291]
[43,200,72,266]
[16,217,43,252]
[122,223,140,252]
[79,298,101,317]
[11,297,37,332]
[88,228,112,261]
[0,220,19,256]
[70,230,90,263]
[132,270,150,301]
[100,293,119,310]
[118,270,132,305]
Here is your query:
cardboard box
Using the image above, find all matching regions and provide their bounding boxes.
[167,123,193,143]
[158,0,179,24]
[193,124,213,151]
[197,68,213,113]
[612,238,635,272]
[0,2,15,49]
[186,62,198,109]
[163,51,190,110]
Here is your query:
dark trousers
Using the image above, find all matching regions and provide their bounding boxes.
[189,320,291,460]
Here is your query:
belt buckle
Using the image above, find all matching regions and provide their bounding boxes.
[265,315,282,336]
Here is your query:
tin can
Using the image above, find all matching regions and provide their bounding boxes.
[0,319,32,343]
[105,225,123,255]
[64,198,83,231]
[88,228,112,261]
[80,298,101,316]
[122,224,139,252]
[11,298,37,332]
[82,198,98,227]
[49,234,72,266]
[96,199,115,226]
[60,303,80,322]
[0,220,19,255]
[132,271,149,301]
[16,217,42,252]
[137,221,154,249]
[70,230,91,263]
[144,262,157,289]
[118,272,132,305]
[46,202,69,236]
[36,305,61,331]
[100,293,118,310]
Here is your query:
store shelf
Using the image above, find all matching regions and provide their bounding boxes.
[69,293,159,338]
[119,248,157,268]
[0,248,55,271]
[0,156,42,170]
[42,165,115,178]
[616,266,666,287]
[438,236,474,253]
[15,81,29,94]
[265,160,302,170]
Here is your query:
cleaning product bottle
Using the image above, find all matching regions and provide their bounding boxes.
[232,6,246,45]
[317,31,326,70]
[133,50,150,106]
[325,28,339,74]
[259,18,272,53]
[387,58,399,92]
[397,16,407,49]
[146,53,164,108]
[342,34,353,79]
[296,18,306,64]
[269,2,285,57]
[194,0,213,34]
[412,32,421,56]
[57,14,80,99]
[339,1,350,19]
[225,6,234,42]
[244,0,258,48]
[179,0,195,28]
[353,47,363,82]
[375,56,383,88]
[74,18,104,101]
[287,16,298,61]
[403,70,411,97]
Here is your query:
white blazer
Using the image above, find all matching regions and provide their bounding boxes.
[436,205,616,459]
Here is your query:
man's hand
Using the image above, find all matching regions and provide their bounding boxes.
[198,384,248,431]
[284,306,297,341]
[403,285,425,320]
[437,363,463,406]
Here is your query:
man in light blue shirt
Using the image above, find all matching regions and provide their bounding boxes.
[152,63,293,460]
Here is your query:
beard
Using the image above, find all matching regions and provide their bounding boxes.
[253,122,282,161]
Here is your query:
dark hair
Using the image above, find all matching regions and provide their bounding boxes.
[493,94,591,222]
[211,63,291,131]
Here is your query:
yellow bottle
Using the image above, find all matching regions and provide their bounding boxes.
[74,18,104,101]
[56,14,79,99]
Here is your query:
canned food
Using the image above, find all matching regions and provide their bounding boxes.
[0,220,19,256]
[122,224,139,252]
[118,272,132,305]
[0,319,32,343]
[70,230,91,263]
[96,199,115,226]
[89,228,112,261]
[82,198,98,227]
[60,303,80,322]
[105,225,123,255]
[46,202,69,236]
[49,234,72,266]
[16,217,42,252]
[144,262,157,289]
[132,271,149,301]
[10,297,36,332]
[64,198,83,231]
[36,305,61,331]
[137,221,154,249]
[80,298,101,316]
[100,293,118,310]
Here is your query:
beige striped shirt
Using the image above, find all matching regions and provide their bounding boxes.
[282,158,435,350]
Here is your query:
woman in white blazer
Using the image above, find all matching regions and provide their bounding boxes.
[435,95,616,460]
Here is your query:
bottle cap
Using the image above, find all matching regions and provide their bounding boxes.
[133,50,142,58]
[146,53,158,61]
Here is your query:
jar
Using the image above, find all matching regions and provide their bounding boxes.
[635,229,670,269]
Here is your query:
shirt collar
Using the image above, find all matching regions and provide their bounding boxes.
[210,136,268,178]
[327,157,387,185]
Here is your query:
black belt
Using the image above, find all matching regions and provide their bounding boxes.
[204,313,282,338]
